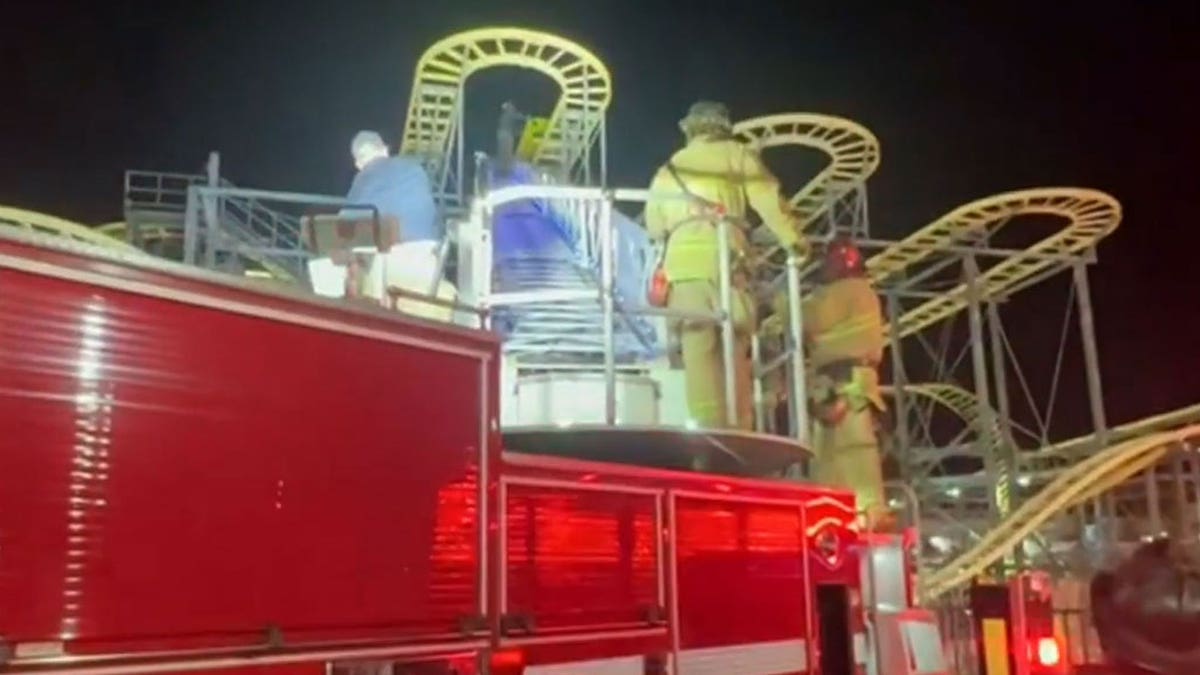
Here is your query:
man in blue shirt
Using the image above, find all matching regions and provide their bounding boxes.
[320,130,455,320]
[343,130,438,244]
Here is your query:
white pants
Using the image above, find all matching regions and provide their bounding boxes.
[307,241,457,321]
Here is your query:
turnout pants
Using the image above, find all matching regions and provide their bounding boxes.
[810,364,889,527]
[668,279,755,431]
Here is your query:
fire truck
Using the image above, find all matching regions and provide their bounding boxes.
[0,221,943,674]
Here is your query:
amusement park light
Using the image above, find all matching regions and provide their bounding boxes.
[928,535,954,553]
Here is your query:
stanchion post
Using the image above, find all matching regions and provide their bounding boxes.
[785,252,809,446]
[600,194,617,425]
[751,334,766,433]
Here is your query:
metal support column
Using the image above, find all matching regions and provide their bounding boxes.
[785,252,810,446]
[988,301,1023,566]
[1073,261,1116,534]
[964,256,1001,518]
[1172,447,1189,538]
[599,118,608,188]
[600,195,617,425]
[456,93,465,207]
[716,218,739,428]
[1147,461,1163,537]
[887,292,910,482]
[987,303,1020,508]
[858,184,871,239]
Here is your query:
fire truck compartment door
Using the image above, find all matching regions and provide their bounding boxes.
[860,535,909,610]
[874,609,950,675]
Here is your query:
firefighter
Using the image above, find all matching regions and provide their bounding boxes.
[791,236,890,528]
[644,101,808,430]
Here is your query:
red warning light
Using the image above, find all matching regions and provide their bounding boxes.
[490,648,526,675]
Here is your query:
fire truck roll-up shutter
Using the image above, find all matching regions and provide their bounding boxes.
[0,233,499,669]
[501,480,663,633]
[672,495,810,674]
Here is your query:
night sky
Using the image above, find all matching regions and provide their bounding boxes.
[2,2,1196,438]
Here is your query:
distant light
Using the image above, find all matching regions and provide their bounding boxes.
[555,419,572,428]
[1017,475,1032,487]
[946,487,962,499]
[684,419,699,431]
[928,535,954,553]
[888,498,903,509]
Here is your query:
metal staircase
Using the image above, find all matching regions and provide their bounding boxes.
[123,164,308,280]
[489,191,660,366]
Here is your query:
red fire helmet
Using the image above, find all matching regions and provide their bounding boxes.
[821,235,866,281]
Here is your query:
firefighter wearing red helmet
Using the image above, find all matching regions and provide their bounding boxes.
[771,235,889,528]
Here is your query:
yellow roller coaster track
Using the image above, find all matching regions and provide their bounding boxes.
[399,27,612,181]
[96,221,292,281]
[922,423,1200,600]
[732,118,1121,342]
[732,113,881,228]
[0,207,143,254]
[870,188,1122,339]
[884,385,1200,478]
[881,382,1013,512]
[96,220,180,245]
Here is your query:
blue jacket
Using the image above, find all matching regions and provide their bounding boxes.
[342,156,438,243]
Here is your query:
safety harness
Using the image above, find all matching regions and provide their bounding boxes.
[646,161,744,307]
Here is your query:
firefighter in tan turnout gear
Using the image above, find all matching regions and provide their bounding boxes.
[794,236,890,529]
[645,101,808,430]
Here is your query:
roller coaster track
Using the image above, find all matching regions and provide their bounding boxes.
[96,220,294,281]
[0,207,143,254]
[881,382,1013,512]
[922,423,1200,599]
[1024,403,1200,469]
[731,119,1121,342]
[96,221,178,247]
[869,188,1122,339]
[883,380,1200,476]
[399,27,612,199]
[732,113,880,228]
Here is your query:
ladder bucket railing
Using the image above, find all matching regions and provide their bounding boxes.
[463,184,810,431]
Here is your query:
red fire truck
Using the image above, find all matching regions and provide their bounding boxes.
[0,231,941,674]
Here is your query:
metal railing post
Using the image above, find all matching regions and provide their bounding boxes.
[785,252,810,445]
[183,187,200,266]
[600,194,617,425]
[716,218,739,428]
[751,333,765,433]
